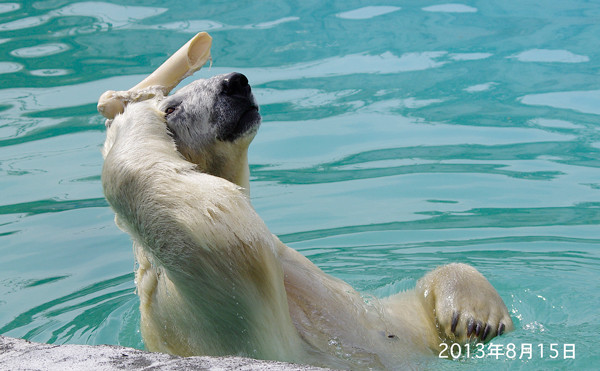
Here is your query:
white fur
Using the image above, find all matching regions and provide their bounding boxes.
[102,87,513,370]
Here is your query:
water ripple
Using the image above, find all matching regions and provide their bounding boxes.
[508,49,590,63]
[0,61,23,74]
[0,274,138,346]
[0,3,19,14]
[279,203,600,244]
[336,6,401,20]
[0,2,167,31]
[0,1,598,369]
[422,4,478,13]
[520,89,600,115]
[0,198,108,216]
[251,139,600,185]
[10,43,70,58]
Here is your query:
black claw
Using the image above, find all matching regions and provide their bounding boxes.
[482,323,490,340]
[498,323,505,336]
[451,312,459,333]
[475,322,482,337]
[467,319,475,337]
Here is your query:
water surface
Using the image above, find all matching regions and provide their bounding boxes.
[1,1,598,369]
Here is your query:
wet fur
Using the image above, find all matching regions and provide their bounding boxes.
[102,74,513,370]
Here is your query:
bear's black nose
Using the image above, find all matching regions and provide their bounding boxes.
[222,73,250,97]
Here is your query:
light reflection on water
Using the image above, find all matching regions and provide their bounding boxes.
[0,1,599,369]
[520,89,600,116]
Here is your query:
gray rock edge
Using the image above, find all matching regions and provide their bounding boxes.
[0,335,334,371]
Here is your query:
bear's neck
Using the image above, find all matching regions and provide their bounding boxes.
[219,150,250,195]
[184,141,251,196]
[207,145,250,196]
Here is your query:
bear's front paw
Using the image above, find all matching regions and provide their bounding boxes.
[417,263,513,344]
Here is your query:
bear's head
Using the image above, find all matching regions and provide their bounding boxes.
[159,72,260,192]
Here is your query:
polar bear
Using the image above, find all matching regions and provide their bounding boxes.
[101,72,513,370]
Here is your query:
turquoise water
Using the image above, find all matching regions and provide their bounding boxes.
[0,0,598,369]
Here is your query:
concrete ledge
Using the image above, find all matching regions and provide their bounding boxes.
[0,336,331,371]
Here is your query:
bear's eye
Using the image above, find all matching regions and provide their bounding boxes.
[165,106,177,116]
